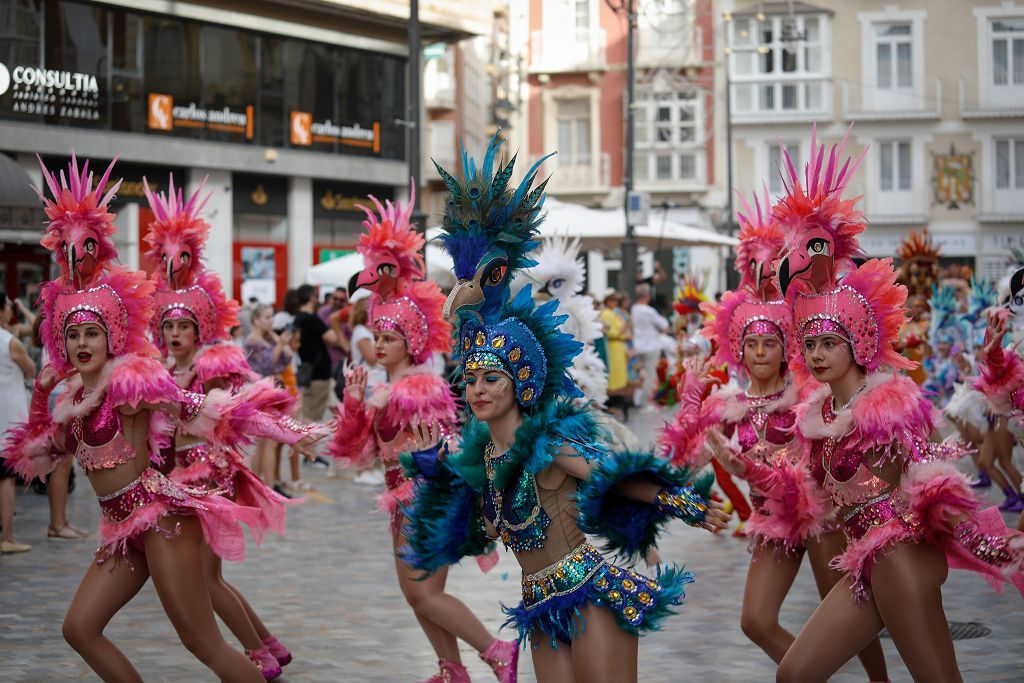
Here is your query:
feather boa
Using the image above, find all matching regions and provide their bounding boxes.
[576,451,712,561]
[974,343,1024,417]
[448,398,600,493]
[327,390,376,468]
[2,419,61,482]
[398,460,492,574]
[376,367,458,436]
[943,382,991,433]
[746,458,830,554]
[193,344,256,387]
[796,372,937,465]
[658,369,723,469]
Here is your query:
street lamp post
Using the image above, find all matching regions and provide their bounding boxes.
[621,0,638,304]
[408,0,428,266]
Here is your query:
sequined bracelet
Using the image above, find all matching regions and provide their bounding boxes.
[655,484,707,527]
[953,519,1016,566]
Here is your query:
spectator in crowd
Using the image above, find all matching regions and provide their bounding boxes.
[0,292,36,553]
[599,289,630,399]
[347,291,386,485]
[272,288,300,332]
[319,286,352,396]
[631,282,670,412]
[294,284,341,423]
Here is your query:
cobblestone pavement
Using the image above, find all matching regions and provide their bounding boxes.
[2,408,1023,682]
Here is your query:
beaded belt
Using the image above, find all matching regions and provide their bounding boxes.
[841,489,916,542]
[175,441,211,468]
[97,468,191,524]
[522,541,606,610]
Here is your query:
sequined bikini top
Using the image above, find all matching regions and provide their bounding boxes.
[729,388,796,460]
[816,398,897,508]
[65,388,137,472]
[482,441,552,552]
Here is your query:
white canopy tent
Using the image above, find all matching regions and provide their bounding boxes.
[305,245,455,290]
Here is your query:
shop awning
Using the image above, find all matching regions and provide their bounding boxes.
[0,152,45,236]
[425,198,738,251]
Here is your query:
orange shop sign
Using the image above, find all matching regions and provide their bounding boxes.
[289,111,380,153]
[148,93,254,139]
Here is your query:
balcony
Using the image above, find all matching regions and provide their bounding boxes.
[638,26,704,69]
[532,152,611,195]
[730,77,832,124]
[530,29,607,74]
[842,78,942,121]
[959,77,1024,119]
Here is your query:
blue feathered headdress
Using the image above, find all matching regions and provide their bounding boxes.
[928,283,967,347]
[435,132,555,326]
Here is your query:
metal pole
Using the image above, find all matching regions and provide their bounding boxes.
[621,0,638,304]
[723,17,737,291]
[408,0,427,265]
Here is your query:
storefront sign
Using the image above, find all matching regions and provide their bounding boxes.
[0,61,100,121]
[312,180,394,219]
[290,111,380,154]
[148,93,254,139]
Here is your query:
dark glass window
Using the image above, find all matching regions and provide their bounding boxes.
[42,0,107,127]
[144,14,200,138]
[0,0,42,123]
[258,36,285,147]
[202,25,256,142]
[110,9,143,132]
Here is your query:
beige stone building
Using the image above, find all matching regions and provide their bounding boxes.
[722,0,1024,283]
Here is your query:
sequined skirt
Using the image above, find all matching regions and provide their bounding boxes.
[502,541,694,648]
[96,467,261,563]
[172,442,234,494]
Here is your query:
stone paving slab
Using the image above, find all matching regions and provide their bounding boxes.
[1,408,1022,682]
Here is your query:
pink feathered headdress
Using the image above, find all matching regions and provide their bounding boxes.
[370,279,452,365]
[35,153,122,287]
[774,124,867,297]
[735,184,785,299]
[701,291,795,373]
[143,175,238,350]
[354,182,424,298]
[792,258,914,373]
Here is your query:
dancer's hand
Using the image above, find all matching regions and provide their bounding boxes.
[36,364,75,393]
[410,421,443,454]
[707,429,744,476]
[700,499,730,532]
[984,309,1010,353]
[344,365,368,401]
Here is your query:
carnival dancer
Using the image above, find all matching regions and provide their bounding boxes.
[399,135,728,683]
[662,187,888,679]
[922,284,967,407]
[769,129,1024,683]
[895,229,940,385]
[975,267,1024,434]
[327,188,518,683]
[2,155,265,682]
[143,175,317,678]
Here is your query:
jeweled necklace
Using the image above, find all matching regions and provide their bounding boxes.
[830,381,867,414]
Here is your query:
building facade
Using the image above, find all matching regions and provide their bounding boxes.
[0,0,495,304]
[723,0,1024,284]
[514,0,729,298]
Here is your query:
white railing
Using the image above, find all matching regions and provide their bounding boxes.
[730,77,832,122]
[841,78,941,120]
[531,151,611,193]
[959,76,1024,118]
[530,28,607,73]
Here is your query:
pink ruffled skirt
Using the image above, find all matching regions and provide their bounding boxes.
[831,462,1024,602]
[378,465,415,537]
[97,467,261,563]
[170,442,290,544]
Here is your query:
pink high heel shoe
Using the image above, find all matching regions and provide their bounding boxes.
[261,635,292,666]
[418,659,471,683]
[479,639,518,683]
[246,645,282,680]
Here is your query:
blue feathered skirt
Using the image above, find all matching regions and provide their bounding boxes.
[502,540,694,649]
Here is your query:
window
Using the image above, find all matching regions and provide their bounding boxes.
[557,98,591,166]
[729,14,828,116]
[875,23,913,89]
[634,88,703,184]
[767,141,799,195]
[879,141,911,191]
[995,138,1024,190]
[574,0,590,43]
[992,17,1024,86]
